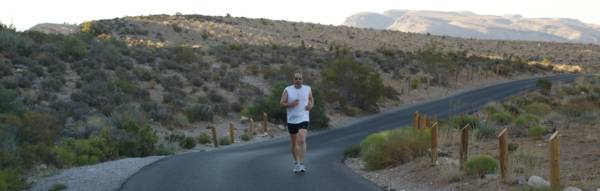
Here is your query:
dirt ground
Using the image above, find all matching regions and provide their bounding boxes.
[345,119,600,191]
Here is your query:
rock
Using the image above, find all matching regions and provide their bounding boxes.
[516,176,527,185]
[563,186,582,191]
[527,175,550,188]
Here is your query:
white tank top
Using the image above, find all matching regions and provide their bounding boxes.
[285,85,311,124]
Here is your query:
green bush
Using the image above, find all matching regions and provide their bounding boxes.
[536,78,552,95]
[57,35,89,62]
[155,144,174,155]
[523,102,552,116]
[53,146,77,168]
[0,88,24,115]
[113,117,158,157]
[185,104,214,122]
[514,113,540,128]
[218,136,230,146]
[527,125,546,140]
[0,168,28,191]
[465,155,498,178]
[49,183,67,191]
[53,136,106,167]
[179,136,196,149]
[490,111,512,125]
[243,82,287,124]
[475,124,497,140]
[197,133,212,145]
[451,114,480,129]
[165,133,184,144]
[343,144,361,159]
[360,128,430,170]
[321,58,389,113]
[240,133,252,142]
[481,102,502,116]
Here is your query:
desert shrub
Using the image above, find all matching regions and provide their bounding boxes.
[155,144,175,155]
[0,29,33,57]
[490,111,512,125]
[133,67,158,81]
[142,103,172,123]
[184,104,214,122]
[0,88,24,115]
[19,111,61,146]
[113,79,139,95]
[179,136,196,149]
[410,78,419,89]
[527,125,546,140]
[321,58,388,113]
[165,133,185,144]
[53,137,105,167]
[240,133,252,142]
[243,83,286,124]
[475,124,497,140]
[465,155,498,178]
[514,113,540,128]
[111,116,158,157]
[40,77,63,92]
[197,133,211,145]
[49,183,67,191]
[451,114,480,129]
[536,78,552,95]
[57,35,88,62]
[173,113,189,127]
[218,136,230,146]
[360,128,430,170]
[481,102,502,116]
[159,75,183,90]
[343,144,361,159]
[174,46,198,64]
[523,102,552,116]
[0,168,29,191]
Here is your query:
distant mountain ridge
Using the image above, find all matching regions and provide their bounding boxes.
[343,10,600,44]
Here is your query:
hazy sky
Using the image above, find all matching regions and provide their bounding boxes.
[1,0,598,31]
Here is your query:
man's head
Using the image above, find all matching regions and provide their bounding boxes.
[293,72,303,88]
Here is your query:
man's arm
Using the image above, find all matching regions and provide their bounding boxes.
[280,89,299,108]
[280,89,289,108]
[305,90,314,111]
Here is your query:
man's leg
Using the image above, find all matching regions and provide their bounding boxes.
[297,129,307,164]
[289,133,298,162]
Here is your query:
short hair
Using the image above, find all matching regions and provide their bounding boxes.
[293,71,303,79]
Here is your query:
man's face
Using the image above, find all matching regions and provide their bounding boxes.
[293,74,303,86]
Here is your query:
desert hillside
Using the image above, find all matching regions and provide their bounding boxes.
[343,10,600,46]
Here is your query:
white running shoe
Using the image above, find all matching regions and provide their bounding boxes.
[293,163,300,173]
[299,164,306,173]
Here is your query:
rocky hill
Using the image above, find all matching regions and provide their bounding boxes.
[343,10,600,46]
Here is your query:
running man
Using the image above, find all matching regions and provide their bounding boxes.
[280,72,313,174]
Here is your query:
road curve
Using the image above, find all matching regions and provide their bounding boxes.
[120,74,577,191]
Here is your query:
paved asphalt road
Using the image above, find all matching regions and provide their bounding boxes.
[121,74,577,191]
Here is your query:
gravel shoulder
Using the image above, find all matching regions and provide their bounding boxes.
[29,156,166,191]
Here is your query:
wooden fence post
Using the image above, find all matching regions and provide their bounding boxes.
[250,118,255,135]
[209,126,218,148]
[549,131,560,190]
[498,128,508,182]
[460,124,470,169]
[423,115,429,129]
[413,111,420,129]
[229,122,236,144]
[431,122,439,165]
